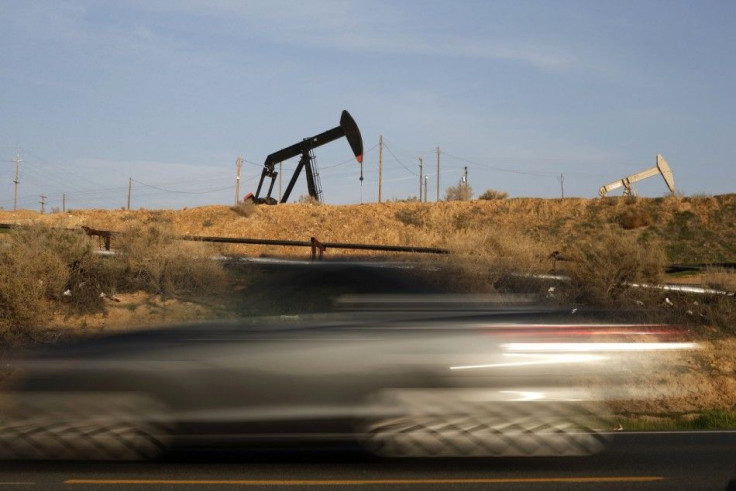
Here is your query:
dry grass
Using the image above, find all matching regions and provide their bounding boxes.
[561,230,667,306]
[444,183,473,201]
[704,269,736,292]
[114,222,226,296]
[230,200,257,218]
[0,225,108,341]
[0,222,226,343]
[297,195,322,205]
[438,228,549,293]
[619,207,651,229]
[4,194,732,261]
[478,188,508,200]
[1,194,735,332]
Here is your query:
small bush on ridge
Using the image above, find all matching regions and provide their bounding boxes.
[445,184,473,201]
[231,200,257,217]
[478,189,508,200]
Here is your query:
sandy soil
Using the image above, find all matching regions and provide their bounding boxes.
[50,291,235,335]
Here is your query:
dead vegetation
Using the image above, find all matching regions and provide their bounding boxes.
[562,230,667,305]
[0,223,225,343]
[5,194,734,262]
[229,200,257,218]
[1,194,735,336]
[478,188,509,200]
[444,183,473,201]
[618,207,651,229]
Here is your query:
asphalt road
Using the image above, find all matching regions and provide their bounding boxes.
[0,431,734,490]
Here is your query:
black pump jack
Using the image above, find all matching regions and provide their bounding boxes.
[249,110,364,204]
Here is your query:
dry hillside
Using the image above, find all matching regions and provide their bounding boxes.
[2,194,735,264]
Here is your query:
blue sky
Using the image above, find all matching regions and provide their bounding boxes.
[1,1,734,210]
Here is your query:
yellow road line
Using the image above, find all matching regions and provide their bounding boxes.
[66,476,664,485]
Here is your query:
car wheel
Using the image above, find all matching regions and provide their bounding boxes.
[356,389,611,457]
[0,392,171,460]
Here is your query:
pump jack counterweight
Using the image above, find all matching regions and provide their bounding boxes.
[249,110,363,204]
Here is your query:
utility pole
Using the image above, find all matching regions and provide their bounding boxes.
[378,135,383,203]
[436,146,441,202]
[127,178,132,211]
[235,156,242,205]
[463,166,469,199]
[13,152,22,211]
[418,158,423,202]
[424,176,428,202]
[39,195,46,214]
[560,173,565,198]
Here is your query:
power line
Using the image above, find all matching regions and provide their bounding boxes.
[20,150,112,192]
[131,179,235,195]
[379,139,435,161]
[320,142,379,170]
[364,174,418,185]
[441,150,559,178]
[20,149,250,196]
[382,141,418,176]
[0,177,243,209]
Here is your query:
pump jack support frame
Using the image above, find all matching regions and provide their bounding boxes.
[598,154,675,197]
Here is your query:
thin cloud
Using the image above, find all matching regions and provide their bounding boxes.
[115,1,576,70]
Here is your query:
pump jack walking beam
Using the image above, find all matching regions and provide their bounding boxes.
[598,154,675,197]
[251,110,363,204]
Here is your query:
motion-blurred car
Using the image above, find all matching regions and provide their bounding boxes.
[0,301,693,460]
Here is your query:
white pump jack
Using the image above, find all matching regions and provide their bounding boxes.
[598,154,675,197]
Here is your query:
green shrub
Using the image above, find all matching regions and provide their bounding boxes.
[692,409,736,429]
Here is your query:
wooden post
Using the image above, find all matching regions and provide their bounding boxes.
[378,135,383,203]
[418,157,423,201]
[235,156,242,205]
[436,146,440,202]
[12,152,22,211]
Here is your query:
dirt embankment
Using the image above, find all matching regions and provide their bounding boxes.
[2,194,735,263]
